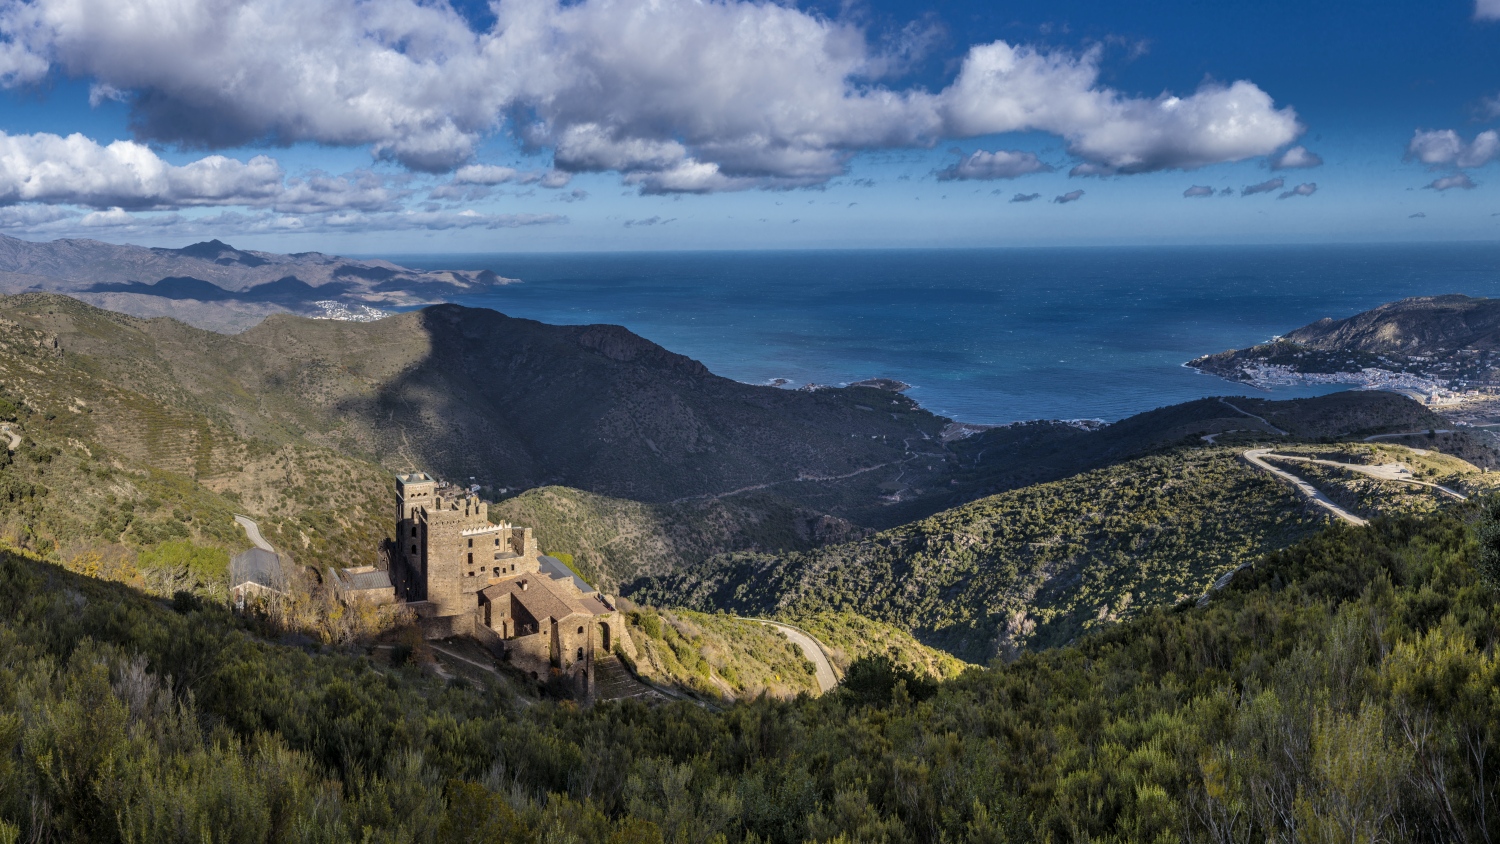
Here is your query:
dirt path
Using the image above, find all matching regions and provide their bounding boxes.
[0,423,19,452]
[668,461,896,505]
[1243,448,1368,526]
[1363,430,1455,442]
[1219,398,1289,436]
[1263,453,1468,501]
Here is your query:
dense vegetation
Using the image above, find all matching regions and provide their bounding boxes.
[4,500,1500,842]
[630,447,1338,660]
[623,607,822,700]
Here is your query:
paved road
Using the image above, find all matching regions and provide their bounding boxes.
[234,514,275,552]
[1243,448,1368,527]
[1265,452,1468,501]
[747,619,840,694]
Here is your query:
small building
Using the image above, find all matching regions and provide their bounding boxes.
[229,547,284,606]
[330,566,396,604]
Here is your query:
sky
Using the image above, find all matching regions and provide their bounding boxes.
[0,0,1495,253]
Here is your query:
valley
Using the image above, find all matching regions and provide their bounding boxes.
[0,285,1498,843]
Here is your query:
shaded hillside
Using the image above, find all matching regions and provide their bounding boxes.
[2,295,951,503]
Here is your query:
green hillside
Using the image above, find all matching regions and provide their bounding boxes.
[627,441,1482,661]
[2,499,1498,841]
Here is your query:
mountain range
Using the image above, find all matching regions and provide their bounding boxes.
[0,234,512,331]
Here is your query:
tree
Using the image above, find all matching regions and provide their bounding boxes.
[1473,498,1500,589]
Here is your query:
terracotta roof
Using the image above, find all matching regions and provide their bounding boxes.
[481,576,589,622]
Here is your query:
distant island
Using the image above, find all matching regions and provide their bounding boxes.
[1188,294,1500,405]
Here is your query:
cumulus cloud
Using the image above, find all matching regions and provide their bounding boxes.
[1406,130,1500,169]
[1053,190,1085,204]
[1242,177,1285,196]
[1426,173,1477,191]
[0,0,1302,190]
[0,129,423,215]
[941,44,1300,175]
[0,130,282,209]
[1183,185,1215,198]
[1010,192,1042,202]
[1270,146,1323,170]
[1277,182,1317,199]
[936,149,1053,181]
[1478,0,1500,20]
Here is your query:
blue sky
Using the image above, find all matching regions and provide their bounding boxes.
[0,0,1494,252]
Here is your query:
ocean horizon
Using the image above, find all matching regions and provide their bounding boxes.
[370,243,1500,426]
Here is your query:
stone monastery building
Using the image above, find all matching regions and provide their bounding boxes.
[391,472,632,695]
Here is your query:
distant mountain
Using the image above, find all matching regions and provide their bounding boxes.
[1188,295,1500,389]
[0,233,515,331]
[1281,295,1500,354]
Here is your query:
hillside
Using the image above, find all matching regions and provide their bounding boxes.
[2,496,1497,841]
[0,234,514,331]
[1282,294,1500,353]
[628,446,1321,660]
[1188,294,1500,390]
[627,434,1486,661]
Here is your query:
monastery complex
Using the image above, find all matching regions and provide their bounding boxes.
[388,471,633,698]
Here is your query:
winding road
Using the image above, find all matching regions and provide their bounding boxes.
[1243,448,1369,527]
[234,514,275,552]
[1265,453,1468,501]
[1218,398,1289,435]
[0,423,19,452]
[742,619,840,694]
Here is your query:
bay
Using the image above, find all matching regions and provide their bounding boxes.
[370,244,1500,425]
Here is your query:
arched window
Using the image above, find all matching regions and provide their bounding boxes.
[576,626,584,635]
[576,647,584,661]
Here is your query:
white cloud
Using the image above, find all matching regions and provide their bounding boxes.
[0,129,422,215]
[936,149,1053,181]
[1277,182,1316,199]
[1270,146,1323,170]
[0,130,283,208]
[0,0,1303,191]
[1478,94,1500,120]
[1183,185,1215,198]
[0,206,567,238]
[941,44,1301,174]
[1478,0,1500,20]
[1053,189,1084,204]
[1426,173,1477,191]
[1242,177,1285,196]
[1406,130,1500,169]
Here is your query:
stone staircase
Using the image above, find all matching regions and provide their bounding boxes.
[592,656,671,704]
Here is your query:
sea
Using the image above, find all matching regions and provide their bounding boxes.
[372,244,1500,426]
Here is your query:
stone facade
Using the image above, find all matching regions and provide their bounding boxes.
[392,471,634,698]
